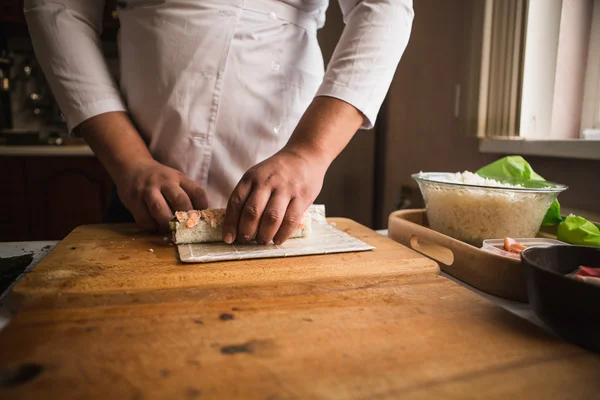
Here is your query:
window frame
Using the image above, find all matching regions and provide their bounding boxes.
[474,0,600,160]
[581,0,600,131]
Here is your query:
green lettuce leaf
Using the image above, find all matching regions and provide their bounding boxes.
[476,155,545,181]
[476,155,561,225]
[542,199,563,226]
[557,216,600,247]
[476,156,598,247]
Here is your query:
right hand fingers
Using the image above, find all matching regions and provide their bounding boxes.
[144,187,174,231]
[273,198,307,246]
[255,192,289,245]
[162,183,193,212]
[222,177,253,244]
[237,187,271,244]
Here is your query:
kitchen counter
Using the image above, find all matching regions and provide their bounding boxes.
[0,241,59,331]
[1,223,598,398]
[0,144,94,157]
[0,234,544,335]
[376,229,542,326]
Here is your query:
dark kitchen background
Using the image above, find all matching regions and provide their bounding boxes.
[1,0,599,242]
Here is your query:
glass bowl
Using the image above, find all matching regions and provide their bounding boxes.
[412,172,568,246]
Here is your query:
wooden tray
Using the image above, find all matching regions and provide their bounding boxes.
[388,209,527,302]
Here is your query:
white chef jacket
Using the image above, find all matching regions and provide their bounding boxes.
[24,0,413,207]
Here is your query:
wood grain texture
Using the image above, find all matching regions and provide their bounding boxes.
[6,219,437,303]
[0,219,598,399]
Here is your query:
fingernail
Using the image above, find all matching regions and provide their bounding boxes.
[224,233,234,244]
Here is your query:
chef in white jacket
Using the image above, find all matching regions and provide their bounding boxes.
[25,0,413,244]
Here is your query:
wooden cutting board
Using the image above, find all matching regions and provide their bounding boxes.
[0,219,598,399]
[5,219,438,303]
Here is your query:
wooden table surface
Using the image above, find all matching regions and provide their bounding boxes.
[0,219,598,399]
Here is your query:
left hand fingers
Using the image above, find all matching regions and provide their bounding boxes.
[273,198,308,246]
[162,183,193,212]
[180,178,209,210]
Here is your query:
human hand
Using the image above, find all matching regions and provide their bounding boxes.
[115,158,208,232]
[222,147,328,245]
[222,95,364,245]
[74,112,208,232]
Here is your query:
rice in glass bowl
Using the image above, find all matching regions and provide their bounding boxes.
[412,171,568,246]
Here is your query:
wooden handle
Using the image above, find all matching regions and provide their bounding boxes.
[388,209,528,302]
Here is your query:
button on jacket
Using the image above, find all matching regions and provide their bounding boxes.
[25,0,414,207]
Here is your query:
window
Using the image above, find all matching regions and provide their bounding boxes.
[470,0,600,158]
[581,0,600,132]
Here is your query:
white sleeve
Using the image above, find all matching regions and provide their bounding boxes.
[24,0,127,132]
[315,0,414,129]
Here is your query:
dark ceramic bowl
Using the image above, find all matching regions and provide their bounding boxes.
[521,245,600,353]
